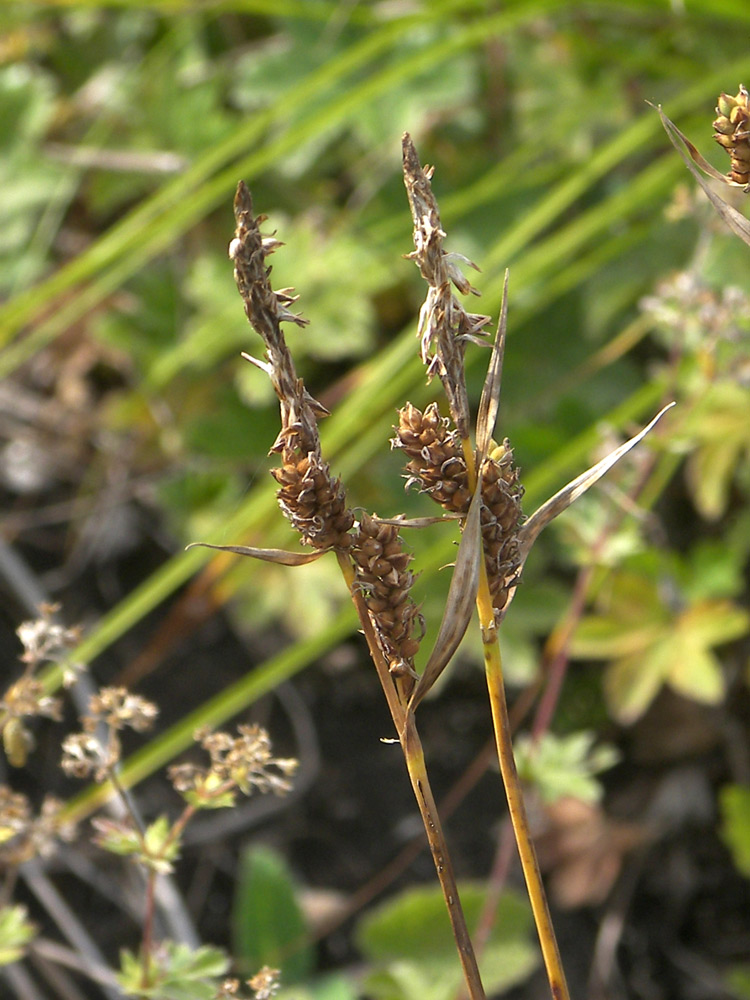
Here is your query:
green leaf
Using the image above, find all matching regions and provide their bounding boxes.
[514,731,619,805]
[604,648,669,726]
[0,905,36,966]
[726,964,750,999]
[117,942,229,1000]
[667,646,724,704]
[232,845,313,984]
[356,883,537,1000]
[277,973,358,1000]
[719,785,750,878]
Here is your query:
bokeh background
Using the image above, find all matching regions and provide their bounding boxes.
[2,2,750,999]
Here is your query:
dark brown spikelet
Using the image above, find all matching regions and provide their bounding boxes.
[713,86,750,186]
[271,454,354,550]
[230,182,354,551]
[394,402,524,618]
[351,512,423,694]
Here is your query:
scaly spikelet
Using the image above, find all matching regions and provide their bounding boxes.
[350,512,423,693]
[394,402,524,618]
[271,454,354,550]
[713,85,750,186]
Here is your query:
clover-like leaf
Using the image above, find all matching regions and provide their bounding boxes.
[572,572,749,724]
[118,942,229,999]
[514,732,619,805]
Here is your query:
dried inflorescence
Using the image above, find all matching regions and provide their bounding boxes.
[61,686,159,782]
[713,85,750,186]
[394,402,524,618]
[2,604,84,767]
[168,724,298,803]
[217,968,281,1000]
[402,136,492,440]
[272,454,354,551]
[230,182,354,551]
[351,513,423,691]
[0,787,75,867]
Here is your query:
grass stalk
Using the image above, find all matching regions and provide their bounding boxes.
[337,551,487,1000]
[461,444,570,1000]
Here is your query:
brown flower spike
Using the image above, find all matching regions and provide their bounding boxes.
[350,512,423,691]
[191,183,424,696]
[399,132,673,671]
[713,85,750,186]
[394,402,523,620]
[230,182,354,552]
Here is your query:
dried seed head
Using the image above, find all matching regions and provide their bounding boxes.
[230,182,354,550]
[394,403,524,619]
[351,512,423,693]
[271,452,354,550]
[713,85,750,185]
[479,440,524,616]
[402,135,492,439]
[393,401,473,511]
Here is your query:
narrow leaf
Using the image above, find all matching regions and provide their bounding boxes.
[655,104,750,247]
[186,542,328,565]
[475,269,509,463]
[372,514,462,528]
[518,403,674,561]
[409,479,483,711]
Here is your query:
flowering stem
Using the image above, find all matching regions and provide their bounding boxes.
[462,441,570,1000]
[337,551,486,1000]
[141,869,157,988]
[401,713,486,1000]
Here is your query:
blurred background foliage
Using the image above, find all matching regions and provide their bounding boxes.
[2,0,750,996]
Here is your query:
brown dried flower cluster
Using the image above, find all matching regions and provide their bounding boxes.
[713,85,750,186]
[394,402,524,618]
[2,605,84,767]
[0,788,75,867]
[61,687,158,781]
[350,513,423,690]
[169,724,298,801]
[217,967,280,1000]
[230,182,354,551]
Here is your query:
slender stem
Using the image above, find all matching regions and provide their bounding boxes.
[462,441,570,1000]
[141,869,157,987]
[401,713,486,1000]
[336,550,486,1000]
[483,638,569,1000]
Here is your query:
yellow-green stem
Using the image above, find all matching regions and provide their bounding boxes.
[461,440,570,1000]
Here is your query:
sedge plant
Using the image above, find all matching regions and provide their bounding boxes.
[191,135,672,1000]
